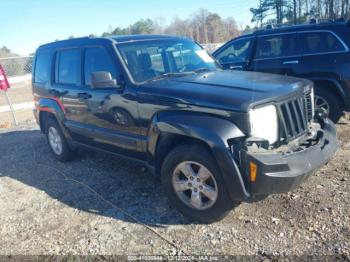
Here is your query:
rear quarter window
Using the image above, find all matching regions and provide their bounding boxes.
[299,31,347,55]
[34,52,51,83]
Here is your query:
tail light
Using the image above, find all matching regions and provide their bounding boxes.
[0,64,10,91]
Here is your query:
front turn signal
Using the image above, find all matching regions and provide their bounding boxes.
[249,162,257,182]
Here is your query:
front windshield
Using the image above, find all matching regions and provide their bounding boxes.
[117,39,218,83]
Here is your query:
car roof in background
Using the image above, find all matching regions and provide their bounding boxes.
[236,21,350,40]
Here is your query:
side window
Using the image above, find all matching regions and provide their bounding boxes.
[34,53,51,83]
[84,47,117,86]
[56,49,80,85]
[255,34,299,59]
[215,38,252,64]
[299,32,346,55]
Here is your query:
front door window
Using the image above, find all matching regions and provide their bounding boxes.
[215,38,252,65]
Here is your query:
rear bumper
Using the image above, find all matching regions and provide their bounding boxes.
[241,120,339,197]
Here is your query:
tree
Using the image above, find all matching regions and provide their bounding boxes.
[251,0,350,26]
[250,0,287,26]
[206,13,223,43]
[250,2,270,27]
[0,46,14,58]
[100,9,240,43]
[130,19,154,34]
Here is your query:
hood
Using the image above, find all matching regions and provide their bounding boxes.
[142,70,312,113]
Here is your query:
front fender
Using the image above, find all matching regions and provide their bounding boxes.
[148,111,250,201]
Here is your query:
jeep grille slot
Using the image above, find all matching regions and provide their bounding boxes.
[278,92,312,142]
[305,92,313,121]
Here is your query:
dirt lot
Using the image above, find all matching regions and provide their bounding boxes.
[0,103,349,259]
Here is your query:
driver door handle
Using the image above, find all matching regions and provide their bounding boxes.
[230,65,243,70]
[283,60,299,65]
[77,92,92,99]
[48,89,68,97]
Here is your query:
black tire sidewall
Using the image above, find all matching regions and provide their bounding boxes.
[315,88,343,123]
[161,145,236,223]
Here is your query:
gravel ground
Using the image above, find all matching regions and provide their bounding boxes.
[0,115,349,260]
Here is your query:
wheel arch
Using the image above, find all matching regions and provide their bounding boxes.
[311,77,350,111]
[36,97,74,147]
[147,111,249,201]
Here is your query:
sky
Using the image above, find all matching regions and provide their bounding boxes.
[1,0,258,56]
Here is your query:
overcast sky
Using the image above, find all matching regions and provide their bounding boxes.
[1,0,257,55]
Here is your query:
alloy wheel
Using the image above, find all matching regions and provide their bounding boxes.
[48,126,63,155]
[172,161,218,210]
[315,95,330,116]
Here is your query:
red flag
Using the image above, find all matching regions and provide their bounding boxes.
[0,64,10,91]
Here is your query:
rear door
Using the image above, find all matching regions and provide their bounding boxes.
[51,48,89,125]
[214,37,254,70]
[249,33,300,76]
[295,31,348,79]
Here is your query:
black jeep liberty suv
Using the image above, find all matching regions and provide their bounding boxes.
[32,35,339,223]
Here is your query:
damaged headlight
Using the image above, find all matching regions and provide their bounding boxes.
[249,105,278,145]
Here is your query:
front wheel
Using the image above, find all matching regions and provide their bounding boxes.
[161,144,238,223]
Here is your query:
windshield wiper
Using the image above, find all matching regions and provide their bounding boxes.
[193,67,212,73]
[149,72,193,82]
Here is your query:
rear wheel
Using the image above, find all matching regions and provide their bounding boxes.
[315,88,343,123]
[161,144,238,223]
[45,117,75,162]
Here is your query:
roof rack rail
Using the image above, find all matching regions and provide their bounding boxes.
[309,18,317,24]
[255,18,350,33]
[308,17,348,24]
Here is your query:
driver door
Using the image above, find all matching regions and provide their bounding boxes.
[214,37,254,70]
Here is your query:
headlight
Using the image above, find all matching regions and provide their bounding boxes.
[249,105,278,144]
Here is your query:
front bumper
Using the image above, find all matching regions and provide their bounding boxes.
[241,120,339,197]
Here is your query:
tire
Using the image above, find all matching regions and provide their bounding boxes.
[315,88,343,123]
[161,144,238,223]
[45,117,75,162]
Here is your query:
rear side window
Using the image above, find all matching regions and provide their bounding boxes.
[299,32,346,55]
[255,34,298,59]
[215,38,252,64]
[84,47,117,86]
[34,52,51,83]
[56,49,80,85]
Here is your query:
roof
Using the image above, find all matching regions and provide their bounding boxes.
[110,34,188,43]
[237,20,350,39]
[37,34,190,51]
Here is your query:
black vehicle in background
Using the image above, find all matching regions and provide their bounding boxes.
[32,35,338,222]
[213,19,350,122]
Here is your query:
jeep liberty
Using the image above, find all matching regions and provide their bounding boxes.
[33,35,339,222]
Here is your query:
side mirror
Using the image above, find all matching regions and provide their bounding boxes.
[91,71,119,89]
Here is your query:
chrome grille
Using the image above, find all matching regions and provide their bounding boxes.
[277,91,313,142]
